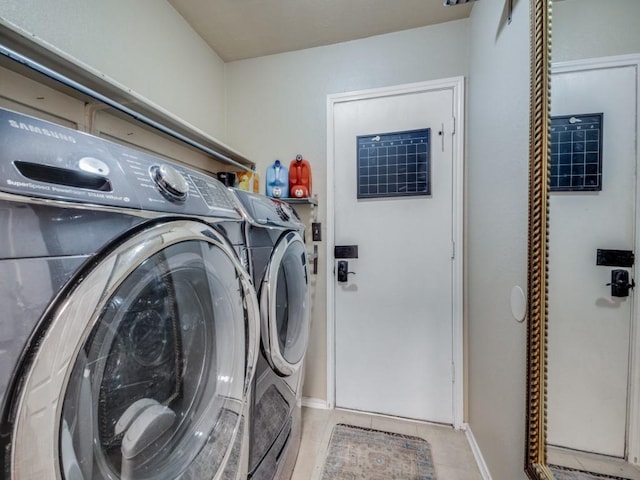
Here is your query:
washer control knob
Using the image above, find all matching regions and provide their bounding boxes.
[152,164,188,201]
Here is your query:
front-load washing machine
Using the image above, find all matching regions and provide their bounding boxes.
[0,107,259,480]
[230,189,311,480]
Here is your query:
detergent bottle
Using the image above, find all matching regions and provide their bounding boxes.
[237,168,260,193]
[265,160,289,198]
[251,169,260,193]
[289,154,312,198]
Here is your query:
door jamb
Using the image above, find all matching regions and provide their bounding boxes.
[552,54,640,465]
[325,77,465,428]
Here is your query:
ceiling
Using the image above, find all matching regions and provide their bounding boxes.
[168,0,474,62]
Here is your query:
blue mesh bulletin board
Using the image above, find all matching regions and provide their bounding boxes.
[357,128,430,199]
[550,113,603,192]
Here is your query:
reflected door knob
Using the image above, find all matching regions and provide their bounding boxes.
[606,269,635,297]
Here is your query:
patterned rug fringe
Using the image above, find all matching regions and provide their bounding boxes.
[549,464,631,480]
[332,423,428,442]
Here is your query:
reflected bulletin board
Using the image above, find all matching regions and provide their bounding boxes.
[550,113,603,192]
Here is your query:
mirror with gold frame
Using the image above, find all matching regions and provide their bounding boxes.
[525,0,551,477]
[527,1,640,479]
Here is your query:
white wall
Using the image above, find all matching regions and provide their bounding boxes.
[466,1,530,479]
[553,0,640,63]
[225,20,470,402]
[0,0,227,139]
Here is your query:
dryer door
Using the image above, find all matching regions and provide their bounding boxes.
[260,231,310,376]
[9,220,259,480]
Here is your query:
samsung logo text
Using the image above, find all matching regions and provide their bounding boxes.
[8,119,77,143]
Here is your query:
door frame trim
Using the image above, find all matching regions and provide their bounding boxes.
[325,77,465,428]
[552,54,640,465]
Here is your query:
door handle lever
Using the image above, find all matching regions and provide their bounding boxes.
[606,269,635,297]
[337,260,355,282]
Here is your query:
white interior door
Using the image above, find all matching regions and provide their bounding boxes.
[548,63,638,457]
[331,83,460,424]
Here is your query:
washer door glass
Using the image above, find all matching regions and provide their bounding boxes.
[262,232,310,375]
[9,221,258,480]
[60,238,247,479]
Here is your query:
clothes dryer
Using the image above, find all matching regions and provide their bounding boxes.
[230,189,311,480]
[0,108,259,480]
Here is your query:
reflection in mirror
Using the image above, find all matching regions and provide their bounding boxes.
[546,1,640,479]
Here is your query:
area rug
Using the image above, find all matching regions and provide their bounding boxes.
[320,423,436,480]
[550,465,631,480]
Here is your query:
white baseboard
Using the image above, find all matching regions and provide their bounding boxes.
[302,397,330,409]
[463,423,493,480]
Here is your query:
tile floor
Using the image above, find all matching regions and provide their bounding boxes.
[290,407,483,480]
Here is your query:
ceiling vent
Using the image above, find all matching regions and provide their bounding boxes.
[443,0,477,5]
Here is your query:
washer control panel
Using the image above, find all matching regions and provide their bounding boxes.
[231,189,303,229]
[0,108,238,218]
